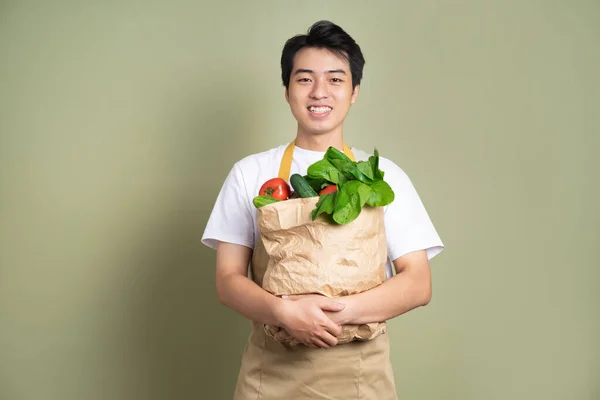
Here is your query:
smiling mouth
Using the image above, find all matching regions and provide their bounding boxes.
[308,106,332,115]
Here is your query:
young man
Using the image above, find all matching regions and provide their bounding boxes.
[202,21,444,400]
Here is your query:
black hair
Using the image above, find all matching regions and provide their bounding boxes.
[280,20,365,90]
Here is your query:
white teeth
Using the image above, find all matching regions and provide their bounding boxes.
[309,106,331,114]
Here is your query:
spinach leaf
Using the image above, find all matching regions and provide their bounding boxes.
[343,180,372,207]
[323,147,365,182]
[357,161,374,180]
[328,157,374,184]
[332,184,362,225]
[369,148,384,180]
[312,192,337,220]
[325,146,374,184]
[307,159,347,185]
[327,158,353,179]
[305,146,396,224]
[325,146,353,164]
[366,180,395,206]
[304,176,329,192]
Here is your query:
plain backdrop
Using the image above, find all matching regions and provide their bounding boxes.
[1,1,598,399]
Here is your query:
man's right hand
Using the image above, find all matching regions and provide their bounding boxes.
[274,296,345,349]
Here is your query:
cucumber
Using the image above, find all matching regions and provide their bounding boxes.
[253,196,281,208]
[290,173,318,198]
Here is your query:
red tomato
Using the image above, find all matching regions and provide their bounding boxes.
[259,178,291,200]
[319,185,338,195]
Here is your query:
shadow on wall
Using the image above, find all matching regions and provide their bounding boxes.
[124,78,258,399]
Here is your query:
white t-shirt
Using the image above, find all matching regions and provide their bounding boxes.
[201,143,444,278]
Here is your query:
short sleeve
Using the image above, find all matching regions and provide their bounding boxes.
[201,163,255,250]
[383,161,444,262]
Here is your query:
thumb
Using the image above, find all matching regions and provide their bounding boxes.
[319,298,346,312]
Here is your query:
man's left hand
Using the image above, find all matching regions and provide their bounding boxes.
[279,293,351,326]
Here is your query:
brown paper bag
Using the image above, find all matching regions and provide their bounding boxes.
[255,196,388,345]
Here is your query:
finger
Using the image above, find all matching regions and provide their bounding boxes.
[318,331,338,347]
[312,338,330,349]
[323,318,343,337]
[324,311,344,327]
[319,299,346,312]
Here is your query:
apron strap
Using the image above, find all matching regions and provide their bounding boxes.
[277,139,356,181]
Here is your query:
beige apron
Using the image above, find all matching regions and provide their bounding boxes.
[233,141,398,400]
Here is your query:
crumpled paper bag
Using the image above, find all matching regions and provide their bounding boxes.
[255,196,388,345]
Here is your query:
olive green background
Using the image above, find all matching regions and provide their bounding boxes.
[1,1,598,399]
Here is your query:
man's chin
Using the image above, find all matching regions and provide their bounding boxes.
[306,130,331,136]
[299,124,338,136]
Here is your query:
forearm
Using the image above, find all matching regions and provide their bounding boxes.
[217,274,284,326]
[340,263,431,325]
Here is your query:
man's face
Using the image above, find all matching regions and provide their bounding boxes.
[286,47,359,137]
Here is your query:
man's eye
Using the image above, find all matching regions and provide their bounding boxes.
[331,78,342,83]
[297,78,311,82]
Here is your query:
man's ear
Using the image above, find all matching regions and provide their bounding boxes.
[285,88,289,103]
[351,85,360,104]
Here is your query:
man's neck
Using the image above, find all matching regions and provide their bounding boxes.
[294,129,344,152]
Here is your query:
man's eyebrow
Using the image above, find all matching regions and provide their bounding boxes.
[293,69,348,75]
[294,69,313,75]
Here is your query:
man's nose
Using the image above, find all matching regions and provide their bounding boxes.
[310,79,329,99]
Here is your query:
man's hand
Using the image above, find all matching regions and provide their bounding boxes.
[275,249,432,329]
[279,294,352,326]
[274,295,346,349]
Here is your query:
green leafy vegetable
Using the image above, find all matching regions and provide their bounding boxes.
[304,176,330,192]
[332,186,361,224]
[324,146,353,164]
[305,146,396,224]
[312,192,337,220]
[366,180,395,206]
[307,159,347,185]
[357,161,375,180]
[325,147,373,184]
[341,180,372,207]
[368,148,384,180]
